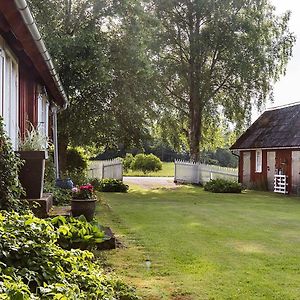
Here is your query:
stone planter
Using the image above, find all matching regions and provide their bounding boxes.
[71,198,97,221]
[16,151,46,199]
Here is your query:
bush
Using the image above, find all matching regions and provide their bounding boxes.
[0,116,24,211]
[98,179,129,193]
[123,153,134,172]
[51,215,105,250]
[88,177,103,192]
[66,148,88,172]
[63,168,88,186]
[0,211,139,299]
[204,178,243,193]
[131,154,162,174]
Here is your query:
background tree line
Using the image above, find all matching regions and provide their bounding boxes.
[28,0,295,170]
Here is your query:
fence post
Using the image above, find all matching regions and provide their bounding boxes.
[102,163,105,180]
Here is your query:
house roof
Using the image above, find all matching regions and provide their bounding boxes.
[230,103,300,150]
[0,0,67,108]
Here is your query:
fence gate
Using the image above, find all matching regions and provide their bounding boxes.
[88,159,123,181]
[174,160,238,185]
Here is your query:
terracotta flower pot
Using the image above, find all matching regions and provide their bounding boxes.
[71,198,97,221]
[16,150,46,199]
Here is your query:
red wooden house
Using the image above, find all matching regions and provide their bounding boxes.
[0,0,67,175]
[231,103,300,194]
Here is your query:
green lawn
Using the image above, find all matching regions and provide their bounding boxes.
[124,162,174,177]
[96,187,300,299]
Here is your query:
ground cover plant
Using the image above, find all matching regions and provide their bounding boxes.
[51,215,105,250]
[204,178,243,193]
[97,186,300,299]
[0,210,139,299]
[95,179,129,193]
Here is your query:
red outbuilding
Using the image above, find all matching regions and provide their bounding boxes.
[231,103,300,194]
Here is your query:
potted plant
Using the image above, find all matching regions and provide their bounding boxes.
[71,184,97,221]
[17,123,49,199]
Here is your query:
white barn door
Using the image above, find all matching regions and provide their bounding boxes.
[292,151,300,194]
[242,152,251,187]
[267,151,276,191]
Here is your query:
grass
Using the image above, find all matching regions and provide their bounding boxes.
[96,186,300,299]
[124,162,174,177]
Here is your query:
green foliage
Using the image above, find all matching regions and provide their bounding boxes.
[63,168,88,186]
[98,179,129,193]
[0,210,139,299]
[88,178,103,192]
[0,116,24,211]
[123,153,134,172]
[131,154,162,174]
[19,123,50,151]
[151,0,295,159]
[66,148,88,172]
[204,179,242,193]
[51,215,105,250]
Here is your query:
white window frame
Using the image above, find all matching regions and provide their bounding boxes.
[255,149,262,173]
[0,36,19,150]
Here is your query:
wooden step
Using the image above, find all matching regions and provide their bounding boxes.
[48,206,71,217]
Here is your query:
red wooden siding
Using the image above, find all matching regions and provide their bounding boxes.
[238,149,295,193]
[19,63,38,137]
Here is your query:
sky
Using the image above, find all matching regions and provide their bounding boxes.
[268,0,300,109]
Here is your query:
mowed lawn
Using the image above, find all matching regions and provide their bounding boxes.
[96,186,300,299]
[124,162,174,177]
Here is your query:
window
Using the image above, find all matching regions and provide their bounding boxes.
[256,149,262,173]
[0,37,19,149]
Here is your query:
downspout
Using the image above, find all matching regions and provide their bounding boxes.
[14,0,68,108]
[51,106,60,179]
[14,0,68,179]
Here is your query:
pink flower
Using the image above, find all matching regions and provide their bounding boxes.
[72,187,79,193]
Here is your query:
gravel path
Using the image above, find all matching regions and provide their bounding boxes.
[123,176,178,189]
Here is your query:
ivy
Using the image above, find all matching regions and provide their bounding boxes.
[0,117,24,211]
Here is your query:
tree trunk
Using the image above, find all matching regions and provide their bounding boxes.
[189,106,201,162]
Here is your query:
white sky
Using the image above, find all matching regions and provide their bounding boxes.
[268,0,300,108]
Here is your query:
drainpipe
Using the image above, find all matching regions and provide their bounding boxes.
[14,0,68,108]
[51,106,59,179]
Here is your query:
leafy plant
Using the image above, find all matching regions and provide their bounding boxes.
[19,122,50,151]
[51,215,105,250]
[66,147,88,172]
[98,179,129,193]
[0,116,24,211]
[123,153,134,172]
[44,183,72,206]
[0,210,139,299]
[204,179,242,193]
[131,154,162,174]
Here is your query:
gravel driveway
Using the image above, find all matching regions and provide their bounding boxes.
[123,176,178,189]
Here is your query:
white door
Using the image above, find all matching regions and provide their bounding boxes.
[292,151,300,194]
[243,152,251,187]
[267,151,276,191]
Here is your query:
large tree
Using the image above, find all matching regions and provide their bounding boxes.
[150,0,295,160]
[28,0,157,171]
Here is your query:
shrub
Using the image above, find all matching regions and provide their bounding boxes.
[131,154,162,174]
[88,177,102,192]
[204,178,243,193]
[63,168,88,186]
[123,153,134,172]
[0,211,139,299]
[0,116,24,211]
[98,179,129,193]
[66,148,88,172]
[51,215,105,250]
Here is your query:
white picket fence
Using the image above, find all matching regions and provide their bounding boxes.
[88,159,123,181]
[174,160,238,184]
